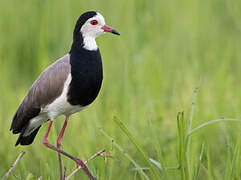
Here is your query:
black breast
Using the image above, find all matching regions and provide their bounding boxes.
[67,48,103,106]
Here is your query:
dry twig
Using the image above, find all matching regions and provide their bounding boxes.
[65,149,106,180]
[64,167,67,179]
[3,151,25,180]
[3,149,106,180]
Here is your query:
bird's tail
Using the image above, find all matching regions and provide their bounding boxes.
[15,125,41,146]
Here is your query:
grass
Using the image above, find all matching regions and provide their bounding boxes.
[0,0,241,179]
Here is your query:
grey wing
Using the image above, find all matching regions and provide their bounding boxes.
[10,54,71,134]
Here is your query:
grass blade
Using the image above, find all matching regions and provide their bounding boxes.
[231,141,241,179]
[193,143,205,180]
[149,158,162,169]
[113,116,159,179]
[177,112,187,180]
[207,147,215,180]
[99,128,150,180]
[186,87,199,179]
[187,119,241,136]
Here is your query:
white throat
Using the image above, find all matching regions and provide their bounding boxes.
[83,36,98,51]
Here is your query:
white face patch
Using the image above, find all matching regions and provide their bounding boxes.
[81,12,106,50]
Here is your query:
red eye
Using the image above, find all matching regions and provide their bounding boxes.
[90,20,98,25]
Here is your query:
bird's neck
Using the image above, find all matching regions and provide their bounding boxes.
[70,34,98,52]
[82,36,98,51]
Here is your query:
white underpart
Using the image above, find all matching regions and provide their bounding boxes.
[81,12,106,51]
[83,36,98,51]
[24,74,85,136]
[44,74,84,118]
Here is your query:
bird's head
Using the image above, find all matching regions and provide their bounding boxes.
[73,11,120,50]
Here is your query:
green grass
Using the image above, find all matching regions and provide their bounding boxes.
[0,0,241,179]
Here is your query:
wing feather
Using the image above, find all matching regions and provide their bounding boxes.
[10,54,71,133]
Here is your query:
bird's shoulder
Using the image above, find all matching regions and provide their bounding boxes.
[29,54,71,107]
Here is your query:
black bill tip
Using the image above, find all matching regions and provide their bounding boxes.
[112,29,120,35]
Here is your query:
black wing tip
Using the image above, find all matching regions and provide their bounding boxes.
[10,128,19,134]
[15,139,30,146]
[15,141,20,146]
[15,130,23,146]
[15,126,41,146]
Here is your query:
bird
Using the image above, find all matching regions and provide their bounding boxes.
[10,11,120,180]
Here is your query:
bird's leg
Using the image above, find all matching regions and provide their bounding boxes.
[57,153,63,180]
[43,121,95,180]
[56,117,69,180]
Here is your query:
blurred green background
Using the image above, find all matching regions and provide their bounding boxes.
[0,0,241,179]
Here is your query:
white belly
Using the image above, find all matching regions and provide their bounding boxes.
[43,74,84,119]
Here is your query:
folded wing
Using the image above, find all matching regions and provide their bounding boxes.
[10,54,71,134]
